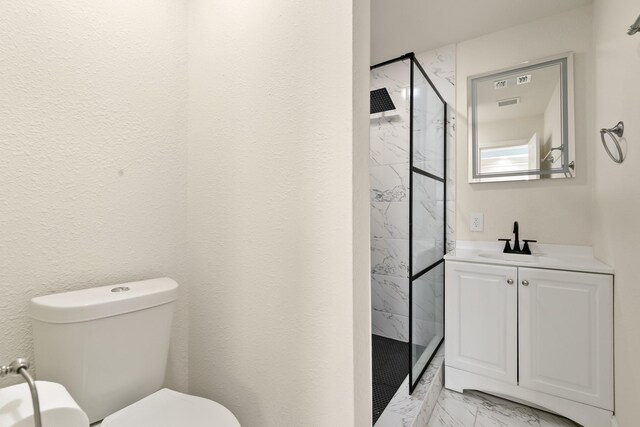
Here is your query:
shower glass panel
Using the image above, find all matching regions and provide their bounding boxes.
[409,58,446,392]
[370,57,413,423]
[370,53,446,417]
[411,263,444,380]
[412,174,445,270]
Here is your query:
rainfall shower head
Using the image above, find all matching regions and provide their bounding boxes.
[370,88,396,114]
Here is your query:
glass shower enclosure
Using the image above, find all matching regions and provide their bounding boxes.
[370,52,446,396]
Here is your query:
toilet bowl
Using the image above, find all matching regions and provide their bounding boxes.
[29,278,240,427]
[100,389,239,427]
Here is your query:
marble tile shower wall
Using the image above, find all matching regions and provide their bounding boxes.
[371,45,456,342]
[371,59,411,341]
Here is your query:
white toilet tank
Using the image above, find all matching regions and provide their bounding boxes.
[29,278,178,424]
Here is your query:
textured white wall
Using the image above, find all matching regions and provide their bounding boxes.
[0,1,372,423]
[0,1,189,391]
[352,1,373,425]
[455,6,594,244]
[186,1,370,426]
[592,0,640,424]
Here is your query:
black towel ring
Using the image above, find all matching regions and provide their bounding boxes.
[600,121,625,164]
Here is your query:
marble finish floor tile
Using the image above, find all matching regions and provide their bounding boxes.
[533,409,580,427]
[426,389,580,427]
[375,408,414,427]
[427,390,477,427]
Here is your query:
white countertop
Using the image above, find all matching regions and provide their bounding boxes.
[444,241,614,275]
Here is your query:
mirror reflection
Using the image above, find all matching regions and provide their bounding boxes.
[469,54,574,182]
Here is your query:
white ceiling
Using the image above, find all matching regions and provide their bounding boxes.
[477,64,561,122]
[371,0,592,64]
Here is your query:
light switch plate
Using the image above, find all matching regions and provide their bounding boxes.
[470,213,484,232]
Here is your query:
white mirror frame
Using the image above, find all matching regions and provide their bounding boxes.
[468,52,575,183]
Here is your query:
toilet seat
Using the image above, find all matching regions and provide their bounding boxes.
[101,388,240,427]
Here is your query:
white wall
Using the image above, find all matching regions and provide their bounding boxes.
[0,2,372,424]
[186,1,371,426]
[0,1,189,391]
[352,1,373,424]
[455,6,594,243]
[592,0,640,424]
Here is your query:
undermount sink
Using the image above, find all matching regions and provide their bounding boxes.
[445,241,614,275]
[478,252,541,263]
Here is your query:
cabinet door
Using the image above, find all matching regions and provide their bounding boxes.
[445,261,518,384]
[518,268,613,410]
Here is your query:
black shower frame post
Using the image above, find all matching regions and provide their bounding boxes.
[409,53,416,394]
[370,52,447,394]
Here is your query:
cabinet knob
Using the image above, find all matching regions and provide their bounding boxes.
[522,280,529,286]
[507,279,514,285]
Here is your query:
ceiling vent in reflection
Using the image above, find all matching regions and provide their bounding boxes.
[497,97,520,108]
[370,88,396,114]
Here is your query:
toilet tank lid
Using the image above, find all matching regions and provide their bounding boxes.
[29,278,179,323]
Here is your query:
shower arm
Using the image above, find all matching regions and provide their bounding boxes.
[542,146,563,163]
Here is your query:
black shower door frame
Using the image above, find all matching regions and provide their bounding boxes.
[372,52,447,393]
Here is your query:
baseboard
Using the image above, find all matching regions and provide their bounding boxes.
[445,366,613,427]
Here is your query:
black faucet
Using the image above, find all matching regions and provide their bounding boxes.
[499,221,537,255]
[513,221,520,252]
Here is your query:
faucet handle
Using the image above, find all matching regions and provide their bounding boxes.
[498,238,513,253]
[522,240,537,255]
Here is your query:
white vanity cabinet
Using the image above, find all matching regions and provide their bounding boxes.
[445,259,614,427]
[518,267,613,409]
[445,262,518,384]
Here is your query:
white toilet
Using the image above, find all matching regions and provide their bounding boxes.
[29,278,240,427]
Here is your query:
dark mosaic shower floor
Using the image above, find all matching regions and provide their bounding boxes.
[372,335,409,424]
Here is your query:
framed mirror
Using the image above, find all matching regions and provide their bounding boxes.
[468,53,575,183]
